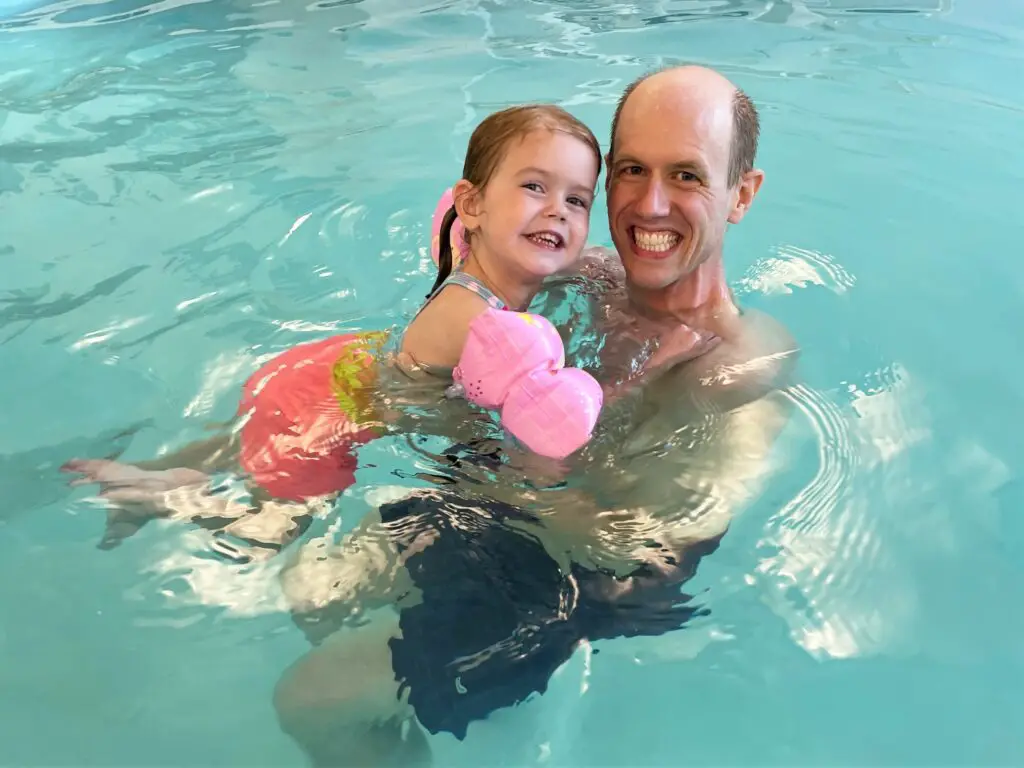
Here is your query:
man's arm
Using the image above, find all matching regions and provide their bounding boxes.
[555,247,799,414]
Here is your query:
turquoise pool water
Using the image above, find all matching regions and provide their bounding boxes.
[3,0,1024,764]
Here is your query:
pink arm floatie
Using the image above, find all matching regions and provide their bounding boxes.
[452,308,604,459]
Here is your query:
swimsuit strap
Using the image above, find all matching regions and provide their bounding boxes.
[438,271,507,311]
[413,269,507,323]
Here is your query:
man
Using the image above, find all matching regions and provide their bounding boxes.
[582,63,794,413]
[271,64,799,766]
[506,63,797,576]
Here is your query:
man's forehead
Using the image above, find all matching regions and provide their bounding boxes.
[616,76,733,161]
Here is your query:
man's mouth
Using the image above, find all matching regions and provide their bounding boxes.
[630,226,681,257]
[525,230,565,250]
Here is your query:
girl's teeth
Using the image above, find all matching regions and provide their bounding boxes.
[529,234,560,247]
[633,229,679,252]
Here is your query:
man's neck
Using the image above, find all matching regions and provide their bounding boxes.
[627,254,737,325]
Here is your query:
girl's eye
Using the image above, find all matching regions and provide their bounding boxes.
[523,182,543,192]
[568,195,589,209]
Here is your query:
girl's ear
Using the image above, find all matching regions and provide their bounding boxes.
[452,179,482,233]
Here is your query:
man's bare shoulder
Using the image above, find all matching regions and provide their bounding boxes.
[654,307,799,414]
[579,246,626,281]
[708,307,799,396]
[737,307,798,360]
[549,245,625,284]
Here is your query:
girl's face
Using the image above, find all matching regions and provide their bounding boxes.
[458,129,599,284]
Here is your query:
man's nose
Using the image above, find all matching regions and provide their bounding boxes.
[636,179,670,218]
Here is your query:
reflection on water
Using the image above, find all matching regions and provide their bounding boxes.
[1,0,215,29]
[487,0,953,41]
[752,355,1015,664]
[754,380,874,659]
[736,244,856,297]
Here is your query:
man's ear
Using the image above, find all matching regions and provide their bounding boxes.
[603,152,612,193]
[452,179,482,232]
[727,168,765,224]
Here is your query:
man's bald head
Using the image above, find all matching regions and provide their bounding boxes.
[609,65,760,187]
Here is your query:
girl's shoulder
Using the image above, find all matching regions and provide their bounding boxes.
[399,284,492,371]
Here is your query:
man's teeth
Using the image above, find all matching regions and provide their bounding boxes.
[528,233,561,247]
[633,229,679,252]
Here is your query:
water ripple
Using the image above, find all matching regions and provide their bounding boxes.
[1,265,148,340]
[737,244,857,297]
[0,0,215,31]
[752,362,944,661]
[141,538,287,616]
[752,382,874,659]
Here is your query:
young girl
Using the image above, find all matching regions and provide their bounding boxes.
[61,103,605,560]
[397,104,600,376]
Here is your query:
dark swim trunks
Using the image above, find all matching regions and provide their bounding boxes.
[378,488,722,741]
